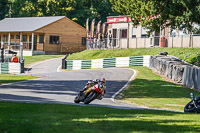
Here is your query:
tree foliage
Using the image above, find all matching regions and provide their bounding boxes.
[110,0,200,33]
[10,0,117,27]
[0,0,10,20]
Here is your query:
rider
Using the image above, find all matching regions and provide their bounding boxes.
[81,78,106,99]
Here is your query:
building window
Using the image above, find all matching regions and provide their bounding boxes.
[49,36,59,44]
[141,27,149,38]
[170,29,176,37]
[39,35,44,43]
[132,27,137,38]
[121,29,127,38]
[16,35,20,39]
[22,35,27,42]
[10,35,14,39]
[3,35,7,42]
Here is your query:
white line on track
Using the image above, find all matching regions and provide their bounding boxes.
[111,68,136,102]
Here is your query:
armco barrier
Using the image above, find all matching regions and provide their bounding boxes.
[149,55,200,90]
[65,56,150,70]
[0,62,21,74]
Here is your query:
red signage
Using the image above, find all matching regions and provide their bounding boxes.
[107,14,160,24]
[107,17,132,23]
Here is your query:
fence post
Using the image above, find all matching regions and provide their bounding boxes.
[181,35,183,48]
[136,37,137,49]
[1,42,4,62]
[62,54,68,69]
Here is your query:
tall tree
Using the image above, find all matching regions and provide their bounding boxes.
[0,0,10,20]
[10,0,118,27]
[110,0,200,33]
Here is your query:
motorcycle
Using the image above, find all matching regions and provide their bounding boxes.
[74,80,106,104]
[184,93,200,113]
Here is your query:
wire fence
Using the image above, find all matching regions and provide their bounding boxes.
[86,35,200,49]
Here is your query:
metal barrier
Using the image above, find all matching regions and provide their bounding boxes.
[149,55,200,90]
[86,34,200,49]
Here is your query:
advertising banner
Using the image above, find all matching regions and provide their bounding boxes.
[86,18,89,39]
[96,21,101,40]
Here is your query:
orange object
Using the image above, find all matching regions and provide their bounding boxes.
[11,56,19,63]
[160,37,166,47]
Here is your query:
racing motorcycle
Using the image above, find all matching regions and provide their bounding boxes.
[184,93,200,113]
[74,79,106,104]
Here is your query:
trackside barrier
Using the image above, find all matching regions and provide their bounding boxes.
[0,62,21,74]
[149,55,200,90]
[65,56,150,70]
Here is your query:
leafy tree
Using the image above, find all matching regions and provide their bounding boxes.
[10,0,118,27]
[110,0,200,34]
[0,0,10,20]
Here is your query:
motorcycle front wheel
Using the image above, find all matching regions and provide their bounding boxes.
[74,95,81,103]
[84,92,97,104]
[184,101,196,113]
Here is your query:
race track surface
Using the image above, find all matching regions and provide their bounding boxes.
[0,58,148,109]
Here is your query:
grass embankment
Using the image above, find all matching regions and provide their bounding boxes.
[0,74,37,85]
[119,67,199,111]
[0,102,200,133]
[23,54,64,66]
[67,48,200,66]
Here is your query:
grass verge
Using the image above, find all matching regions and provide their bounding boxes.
[67,48,200,66]
[0,102,200,133]
[0,74,38,85]
[24,55,64,66]
[118,66,199,111]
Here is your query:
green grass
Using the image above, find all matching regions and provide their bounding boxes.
[118,67,199,111]
[24,55,64,66]
[0,74,38,85]
[0,102,200,133]
[67,48,200,66]
[67,49,200,111]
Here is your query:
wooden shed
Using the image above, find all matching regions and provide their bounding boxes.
[0,16,86,55]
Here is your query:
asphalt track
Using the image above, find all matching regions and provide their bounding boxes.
[0,58,148,109]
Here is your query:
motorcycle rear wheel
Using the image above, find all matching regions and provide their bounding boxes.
[84,92,97,104]
[184,101,196,113]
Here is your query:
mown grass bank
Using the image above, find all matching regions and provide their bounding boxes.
[0,102,200,133]
[0,74,38,85]
[67,48,200,66]
[24,55,64,66]
[118,67,199,111]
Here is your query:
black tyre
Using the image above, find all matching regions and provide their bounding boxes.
[184,101,196,113]
[74,95,81,103]
[84,92,97,104]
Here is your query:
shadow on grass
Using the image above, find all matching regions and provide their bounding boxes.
[123,78,197,98]
[0,102,199,133]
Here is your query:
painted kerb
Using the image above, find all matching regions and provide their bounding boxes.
[65,56,150,70]
[0,63,21,74]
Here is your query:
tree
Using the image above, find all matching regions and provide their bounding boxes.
[110,0,200,34]
[10,0,118,27]
[0,0,10,20]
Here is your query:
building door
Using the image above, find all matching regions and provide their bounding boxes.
[29,35,32,50]
[113,29,117,47]
[154,31,160,46]
[34,35,37,50]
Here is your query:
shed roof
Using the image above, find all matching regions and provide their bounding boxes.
[0,16,65,32]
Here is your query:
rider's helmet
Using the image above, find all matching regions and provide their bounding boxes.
[99,78,106,83]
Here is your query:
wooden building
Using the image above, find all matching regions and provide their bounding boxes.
[0,16,86,55]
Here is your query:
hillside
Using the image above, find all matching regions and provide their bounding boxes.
[67,48,200,66]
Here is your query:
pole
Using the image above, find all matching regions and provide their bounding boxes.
[127,17,129,48]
